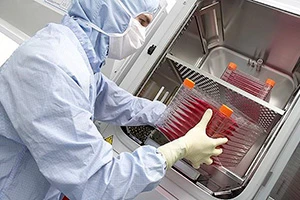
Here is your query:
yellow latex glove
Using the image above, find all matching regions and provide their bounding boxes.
[157,109,228,169]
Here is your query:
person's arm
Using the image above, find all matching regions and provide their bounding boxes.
[0,51,166,200]
[93,73,166,126]
[92,74,228,168]
[92,73,228,167]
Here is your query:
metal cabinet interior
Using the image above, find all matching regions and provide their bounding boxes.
[121,0,300,199]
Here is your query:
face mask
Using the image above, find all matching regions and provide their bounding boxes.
[78,2,146,60]
[107,18,146,60]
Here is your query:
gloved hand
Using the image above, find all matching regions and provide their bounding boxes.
[157,109,228,169]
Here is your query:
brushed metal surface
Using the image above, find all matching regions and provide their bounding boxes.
[200,47,296,109]
[221,0,300,75]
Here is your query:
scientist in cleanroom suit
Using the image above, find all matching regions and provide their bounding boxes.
[0,0,228,199]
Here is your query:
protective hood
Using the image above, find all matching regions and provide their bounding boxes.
[68,0,159,71]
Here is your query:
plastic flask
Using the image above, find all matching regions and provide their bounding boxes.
[222,62,261,97]
[210,105,257,167]
[222,62,276,101]
[156,78,196,140]
[207,104,240,167]
[257,78,276,101]
[156,79,263,167]
[221,62,238,82]
[207,104,233,138]
[222,62,263,96]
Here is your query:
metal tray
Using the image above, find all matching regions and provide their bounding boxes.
[199,47,296,109]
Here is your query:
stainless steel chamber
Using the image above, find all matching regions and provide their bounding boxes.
[103,0,300,199]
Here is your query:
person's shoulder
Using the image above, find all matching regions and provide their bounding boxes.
[17,23,76,59]
[32,23,73,48]
[38,23,73,38]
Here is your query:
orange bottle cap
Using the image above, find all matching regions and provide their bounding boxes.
[219,104,233,117]
[265,78,275,87]
[183,78,195,89]
[228,62,237,71]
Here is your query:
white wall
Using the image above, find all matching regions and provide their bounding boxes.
[0,0,63,37]
[0,32,18,66]
[254,0,300,15]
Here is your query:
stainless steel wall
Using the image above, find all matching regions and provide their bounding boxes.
[221,0,300,75]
